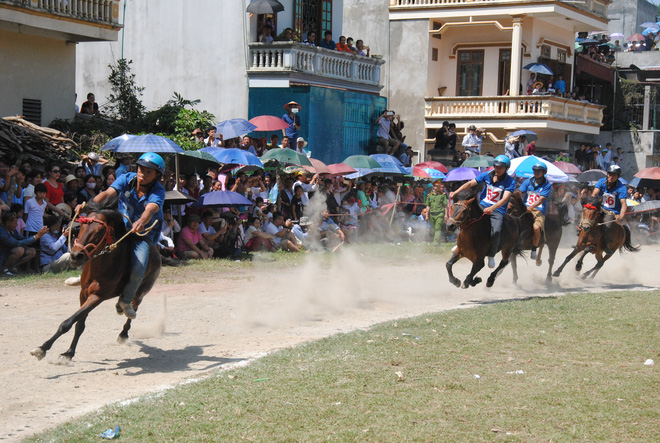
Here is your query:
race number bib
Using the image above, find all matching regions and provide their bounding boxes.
[526,191,541,207]
[602,193,616,209]
[484,185,503,205]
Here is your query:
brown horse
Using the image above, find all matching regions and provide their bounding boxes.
[446,196,523,288]
[553,197,638,279]
[30,206,161,362]
[507,190,565,282]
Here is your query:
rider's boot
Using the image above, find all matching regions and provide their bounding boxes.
[487,256,496,268]
[117,298,137,319]
[530,246,537,260]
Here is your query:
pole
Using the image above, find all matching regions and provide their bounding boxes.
[389,184,401,226]
[175,154,182,226]
[121,0,127,59]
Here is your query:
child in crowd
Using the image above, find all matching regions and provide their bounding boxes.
[24,184,67,236]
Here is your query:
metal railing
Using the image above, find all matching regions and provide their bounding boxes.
[0,0,119,24]
[248,42,384,86]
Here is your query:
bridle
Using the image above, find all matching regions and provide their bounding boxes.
[72,216,114,259]
[579,203,598,230]
[449,200,485,229]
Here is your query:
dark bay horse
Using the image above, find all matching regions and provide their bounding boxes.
[507,190,565,282]
[30,207,161,362]
[446,196,522,288]
[553,197,638,279]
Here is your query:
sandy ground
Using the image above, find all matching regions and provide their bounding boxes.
[1,244,658,441]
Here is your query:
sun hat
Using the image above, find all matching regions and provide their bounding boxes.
[284,101,301,111]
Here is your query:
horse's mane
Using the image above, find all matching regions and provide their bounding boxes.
[85,201,127,237]
[583,196,602,209]
[452,188,479,203]
[508,190,527,216]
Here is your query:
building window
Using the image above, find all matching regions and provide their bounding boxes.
[498,49,511,96]
[557,48,567,63]
[294,0,332,41]
[22,99,41,126]
[457,50,484,96]
[540,44,551,59]
[432,48,438,61]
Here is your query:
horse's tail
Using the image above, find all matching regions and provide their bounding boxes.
[621,224,640,253]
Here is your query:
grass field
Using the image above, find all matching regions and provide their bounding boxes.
[27,289,659,442]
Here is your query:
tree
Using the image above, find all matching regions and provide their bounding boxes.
[107,59,145,129]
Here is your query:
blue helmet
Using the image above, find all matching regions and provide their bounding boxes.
[532,162,547,172]
[493,155,511,170]
[136,152,165,175]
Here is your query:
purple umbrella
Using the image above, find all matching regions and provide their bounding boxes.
[198,191,253,207]
[444,167,480,182]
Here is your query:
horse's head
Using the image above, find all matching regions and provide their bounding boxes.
[579,198,601,232]
[507,190,526,216]
[69,210,125,267]
[447,197,478,232]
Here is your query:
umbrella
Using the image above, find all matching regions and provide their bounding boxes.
[100,134,184,153]
[553,161,582,174]
[245,0,284,14]
[577,169,607,183]
[345,168,381,180]
[634,167,660,180]
[640,22,659,29]
[609,32,624,40]
[629,177,660,189]
[628,200,660,214]
[327,163,357,176]
[599,42,618,49]
[509,155,568,183]
[261,148,312,166]
[303,158,331,175]
[576,38,599,45]
[410,166,431,179]
[370,154,408,175]
[177,150,220,176]
[415,161,449,173]
[164,190,197,205]
[215,118,257,140]
[343,155,382,169]
[522,62,553,75]
[248,115,290,131]
[627,33,646,42]
[462,155,494,168]
[444,167,480,182]
[102,133,136,151]
[198,190,254,207]
[642,28,659,36]
[422,168,446,180]
[200,147,263,167]
[507,130,538,142]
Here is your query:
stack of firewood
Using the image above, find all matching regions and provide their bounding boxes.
[0,116,78,166]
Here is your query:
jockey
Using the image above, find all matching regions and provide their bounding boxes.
[519,162,552,259]
[449,155,515,269]
[92,152,165,319]
[592,164,627,255]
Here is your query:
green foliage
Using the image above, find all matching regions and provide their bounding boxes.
[106,59,146,129]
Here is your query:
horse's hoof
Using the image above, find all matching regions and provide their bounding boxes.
[451,280,460,288]
[117,335,127,344]
[30,347,45,360]
[461,282,469,289]
[536,260,542,267]
[486,278,494,288]
[575,264,582,272]
[472,277,482,286]
[58,354,72,362]
[580,273,588,280]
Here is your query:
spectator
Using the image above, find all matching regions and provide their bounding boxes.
[103,173,116,191]
[176,214,214,259]
[24,183,64,236]
[282,101,302,145]
[423,179,448,244]
[43,164,65,206]
[399,146,414,167]
[258,24,274,43]
[280,135,292,149]
[275,27,295,42]
[245,217,275,252]
[461,125,483,155]
[10,204,26,236]
[346,37,357,53]
[199,211,227,251]
[56,191,78,220]
[161,207,180,243]
[266,134,280,152]
[319,31,337,50]
[0,211,48,276]
[40,215,72,273]
[82,152,106,176]
[303,31,317,46]
[204,127,222,147]
[336,36,351,52]
[526,140,536,156]
[80,93,99,115]
[376,110,400,155]
[239,135,258,156]
[291,185,305,221]
[263,212,300,252]
[295,137,308,154]
[356,39,370,57]
[78,174,99,202]
[554,74,566,95]
[555,151,569,162]
[526,73,536,94]
[505,136,520,159]
[23,170,43,203]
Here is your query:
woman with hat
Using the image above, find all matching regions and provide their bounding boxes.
[282,101,302,145]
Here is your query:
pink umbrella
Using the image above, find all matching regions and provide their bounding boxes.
[248,115,290,131]
[627,33,646,42]
[416,160,449,173]
[553,161,581,174]
[328,163,358,176]
[635,166,660,180]
[412,166,432,178]
[303,158,332,175]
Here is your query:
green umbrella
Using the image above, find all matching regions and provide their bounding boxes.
[175,150,221,175]
[261,148,312,167]
[462,155,494,168]
[343,155,382,169]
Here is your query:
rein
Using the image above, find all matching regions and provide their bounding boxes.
[451,201,488,229]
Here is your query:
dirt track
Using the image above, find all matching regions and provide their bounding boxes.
[1,245,657,441]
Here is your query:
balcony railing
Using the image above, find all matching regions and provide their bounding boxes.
[389,0,608,20]
[248,42,384,88]
[0,0,119,25]
[425,96,604,126]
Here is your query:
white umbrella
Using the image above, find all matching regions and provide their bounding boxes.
[508,155,568,183]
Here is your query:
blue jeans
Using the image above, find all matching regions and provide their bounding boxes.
[120,238,150,304]
[482,207,503,258]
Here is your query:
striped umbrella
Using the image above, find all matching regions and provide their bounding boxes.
[101,134,184,153]
[370,154,408,175]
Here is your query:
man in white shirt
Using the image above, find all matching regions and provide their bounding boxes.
[264,212,300,252]
[376,110,400,155]
[461,125,483,155]
[293,172,320,206]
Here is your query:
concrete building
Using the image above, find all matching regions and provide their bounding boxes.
[0,0,121,126]
[607,0,658,38]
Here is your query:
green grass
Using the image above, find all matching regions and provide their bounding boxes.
[27,290,659,442]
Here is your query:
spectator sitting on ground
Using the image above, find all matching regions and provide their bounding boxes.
[0,210,48,276]
[40,215,72,273]
[56,191,78,221]
[9,204,26,236]
[319,210,346,247]
[199,211,227,252]
[319,31,337,50]
[176,214,214,259]
[245,217,275,252]
[264,212,300,252]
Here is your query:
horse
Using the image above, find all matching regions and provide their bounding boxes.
[446,196,523,289]
[507,190,566,283]
[30,205,161,362]
[553,197,638,279]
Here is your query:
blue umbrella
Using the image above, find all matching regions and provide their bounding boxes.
[508,155,568,183]
[345,168,381,180]
[215,118,257,140]
[444,167,480,182]
[642,27,659,36]
[422,168,446,180]
[522,63,553,75]
[101,134,184,153]
[369,154,408,175]
[507,130,538,142]
[200,147,263,167]
[102,134,136,151]
[198,190,254,207]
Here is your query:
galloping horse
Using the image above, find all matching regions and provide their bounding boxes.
[553,197,638,279]
[31,205,161,362]
[446,196,522,288]
[507,191,566,282]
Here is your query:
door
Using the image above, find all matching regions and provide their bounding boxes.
[498,49,511,95]
[457,50,484,96]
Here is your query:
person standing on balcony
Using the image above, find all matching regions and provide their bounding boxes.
[319,31,337,50]
[275,27,295,42]
[554,74,566,95]
[303,31,317,46]
[258,25,274,43]
[461,125,482,155]
[356,40,370,57]
[336,36,351,52]
[282,102,302,145]
[526,73,536,95]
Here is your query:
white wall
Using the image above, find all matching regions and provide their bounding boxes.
[0,30,76,125]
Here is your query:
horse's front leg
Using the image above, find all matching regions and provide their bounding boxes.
[510,253,519,284]
[583,250,611,279]
[463,259,484,289]
[546,243,558,282]
[118,319,132,344]
[536,243,544,267]
[575,246,592,272]
[487,256,510,287]
[552,245,584,277]
[446,252,462,288]
[60,315,88,362]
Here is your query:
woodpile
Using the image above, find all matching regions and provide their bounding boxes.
[0,116,78,166]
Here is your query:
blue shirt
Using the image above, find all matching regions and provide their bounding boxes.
[519,177,552,214]
[475,171,516,214]
[554,80,566,94]
[40,232,67,266]
[0,225,36,267]
[115,163,130,177]
[282,113,301,141]
[110,172,165,243]
[319,39,337,50]
[595,178,627,214]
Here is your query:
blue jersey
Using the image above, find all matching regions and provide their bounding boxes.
[519,177,552,214]
[475,171,516,214]
[595,178,627,214]
[110,172,165,243]
[282,113,301,141]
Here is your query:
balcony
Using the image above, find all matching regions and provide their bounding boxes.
[0,0,121,41]
[247,42,385,94]
[425,96,604,134]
